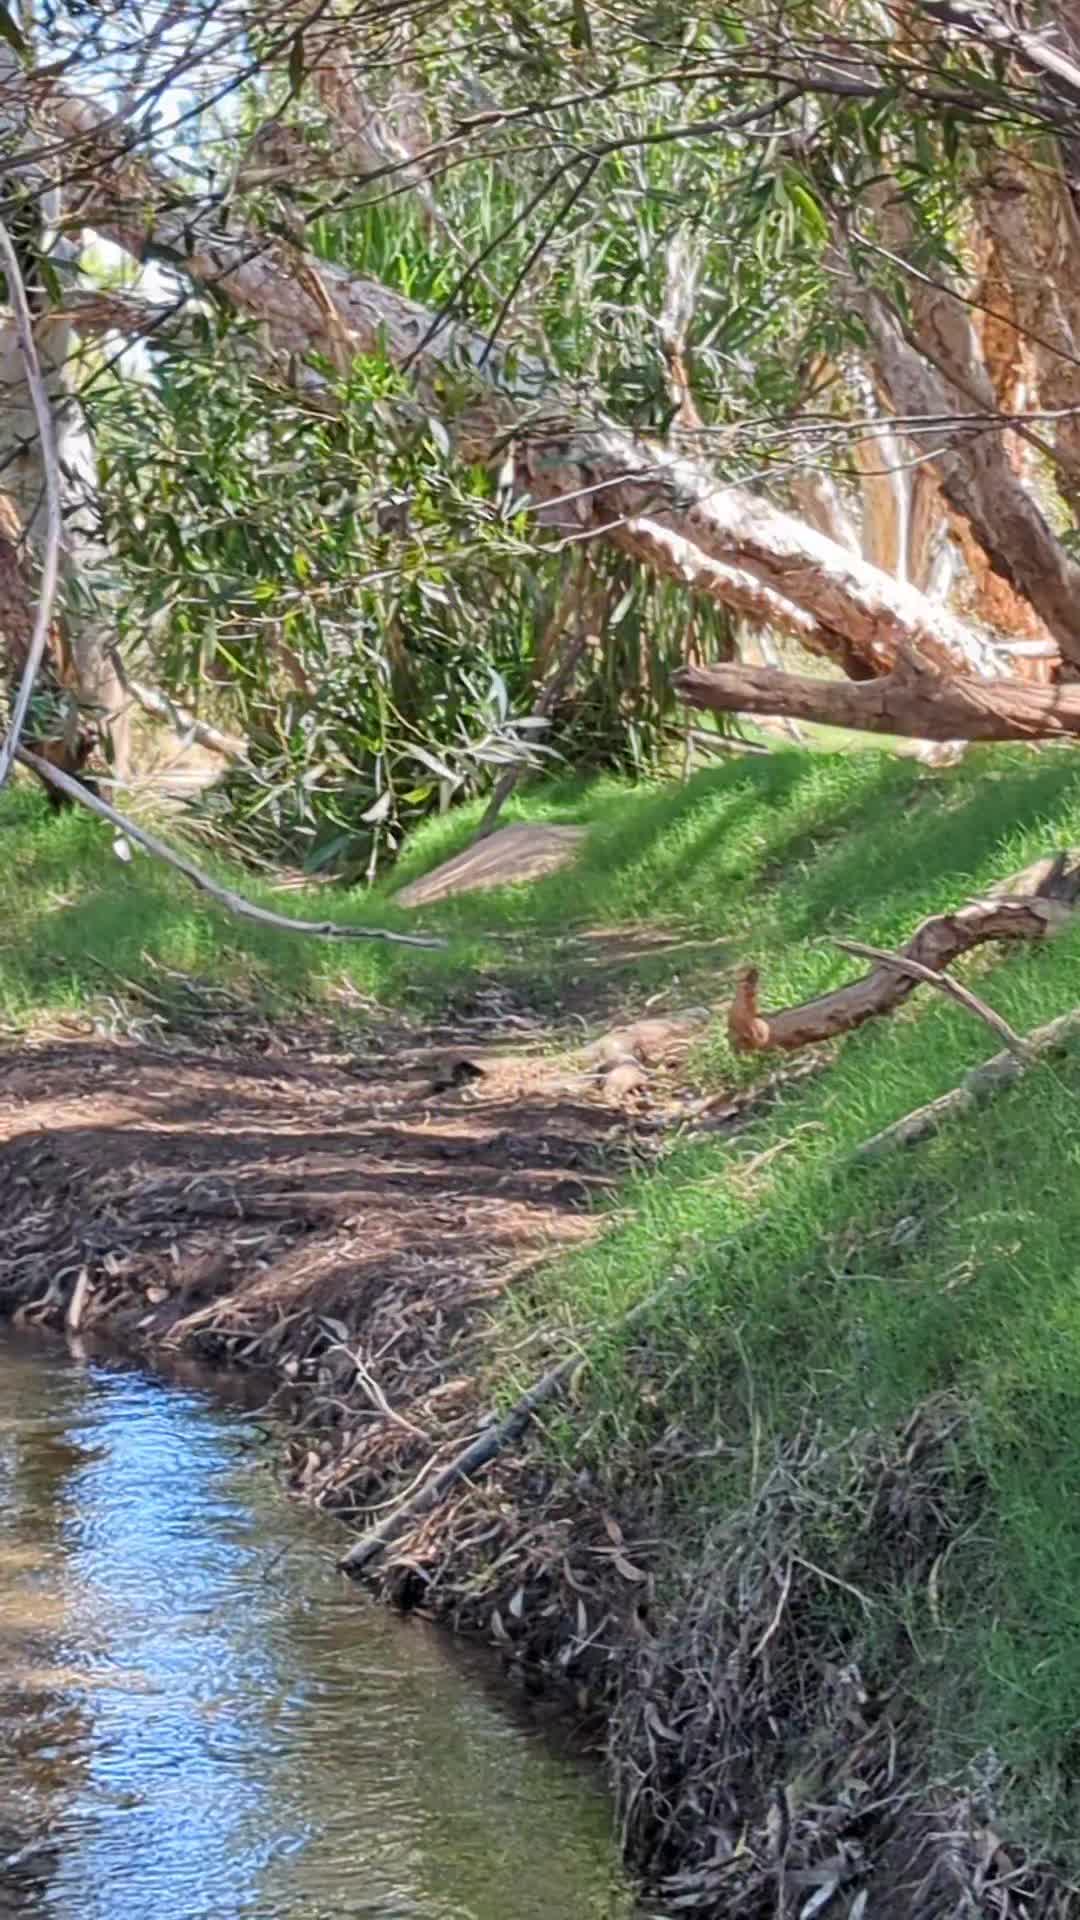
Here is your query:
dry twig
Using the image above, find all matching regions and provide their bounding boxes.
[832,935,1030,1060]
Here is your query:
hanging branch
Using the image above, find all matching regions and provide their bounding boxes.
[16,748,446,948]
[0,210,64,789]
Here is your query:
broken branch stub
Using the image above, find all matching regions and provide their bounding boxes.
[728,872,1080,1055]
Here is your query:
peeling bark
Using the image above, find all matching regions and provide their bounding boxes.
[44,86,1005,689]
[673,656,1080,741]
[854,284,1080,668]
[728,894,1072,1055]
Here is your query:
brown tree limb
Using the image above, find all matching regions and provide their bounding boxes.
[832,935,1029,1059]
[672,658,1080,742]
[16,748,445,948]
[727,890,1077,1056]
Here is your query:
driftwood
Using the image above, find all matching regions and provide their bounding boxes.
[729,860,1080,1054]
[17,748,446,948]
[855,1006,1080,1158]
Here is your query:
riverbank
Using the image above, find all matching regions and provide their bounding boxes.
[7,748,1080,1914]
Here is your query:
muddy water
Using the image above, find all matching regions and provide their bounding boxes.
[0,1334,634,1920]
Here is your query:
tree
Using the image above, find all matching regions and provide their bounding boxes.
[6,1,1080,865]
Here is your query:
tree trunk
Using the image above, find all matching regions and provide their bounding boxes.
[0,51,128,784]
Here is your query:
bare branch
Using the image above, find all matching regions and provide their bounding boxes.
[832,935,1029,1060]
[673,658,1080,742]
[16,749,446,949]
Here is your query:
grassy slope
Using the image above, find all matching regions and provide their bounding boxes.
[7,745,1080,1851]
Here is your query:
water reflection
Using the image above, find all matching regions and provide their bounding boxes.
[0,1334,633,1920]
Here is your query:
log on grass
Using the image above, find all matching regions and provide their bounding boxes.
[728,875,1080,1056]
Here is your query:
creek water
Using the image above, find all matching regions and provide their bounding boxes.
[0,1332,636,1920]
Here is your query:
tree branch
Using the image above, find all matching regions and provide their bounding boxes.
[43,83,1004,686]
[727,891,1075,1056]
[16,748,446,949]
[0,215,64,789]
[673,658,1080,742]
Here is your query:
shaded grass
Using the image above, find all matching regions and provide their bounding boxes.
[10,745,1080,1853]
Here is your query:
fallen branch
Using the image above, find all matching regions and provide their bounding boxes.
[0,213,64,789]
[855,1007,1080,1159]
[339,1350,580,1573]
[17,748,445,948]
[729,879,1080,1054]
[673,658,1080,743]
[832,936,1029,1060]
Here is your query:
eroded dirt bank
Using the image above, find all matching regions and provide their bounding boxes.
[1,1002,1073,1919]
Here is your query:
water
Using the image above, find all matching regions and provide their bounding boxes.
[0,1333,634,1920]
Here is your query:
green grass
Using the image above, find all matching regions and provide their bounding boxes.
[10,744,1080,1851]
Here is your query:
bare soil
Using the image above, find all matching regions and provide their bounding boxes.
[0,989,711,1612]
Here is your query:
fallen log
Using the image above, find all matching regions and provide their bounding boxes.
[728,858,1080,1054]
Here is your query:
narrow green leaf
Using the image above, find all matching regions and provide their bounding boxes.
[570,0,593,49]
[288,31,305,96]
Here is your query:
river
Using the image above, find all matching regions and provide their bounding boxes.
[0,1332,636,1920]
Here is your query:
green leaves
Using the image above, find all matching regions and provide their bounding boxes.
[0,4,26,59]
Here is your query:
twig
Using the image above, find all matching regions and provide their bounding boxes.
[339,1278,676,1574]
[16,748,446,948]
[0,213,64,789]
[832,936,1030,1060]
[855,1006,1080,1159]
[338,1349,582,1572]
[121,673,251,766]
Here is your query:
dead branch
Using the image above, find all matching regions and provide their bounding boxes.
[855,1006,1080,1159]
[17,748,446,948]
[0,215,64,788]
[338,1350,580,1573]
[673,658,1080,743]
[121,674,251,765]
[832,935,1029,1059]
[729,881,1079,1055]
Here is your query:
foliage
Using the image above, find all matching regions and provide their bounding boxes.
[92,316,735,875]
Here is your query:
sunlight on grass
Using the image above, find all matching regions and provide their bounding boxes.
[10,747,1080,1849]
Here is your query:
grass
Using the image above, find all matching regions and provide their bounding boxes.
[9,742,1080,1856]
